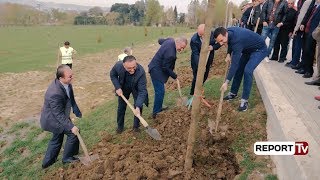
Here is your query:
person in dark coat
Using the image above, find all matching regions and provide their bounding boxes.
[271,0,297,62]
[40,65,82,169]
[110,55,149,133]
[188,24,221,106]
[148,37,187,119]
[296,0,320,78]
[214,27,268,111]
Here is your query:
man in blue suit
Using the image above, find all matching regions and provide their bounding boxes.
[214,27,268,111]
[148,37,187,119]
[296,0,320,78]
[188,24,221,106]
[40,65,82,168]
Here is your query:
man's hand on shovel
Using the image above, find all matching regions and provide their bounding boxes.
[116,88,123,96]
[135,107,141,116]
[71,126,79,135]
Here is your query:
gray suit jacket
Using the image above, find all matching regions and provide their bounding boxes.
[40,79,81,134]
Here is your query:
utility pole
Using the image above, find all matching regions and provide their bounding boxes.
[184,0,216,178]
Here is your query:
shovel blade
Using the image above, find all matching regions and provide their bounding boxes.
[78,154,99,166]
[176,96,188,106]
[145,127,161,140]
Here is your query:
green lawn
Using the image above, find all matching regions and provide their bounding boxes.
[0,25,192,73]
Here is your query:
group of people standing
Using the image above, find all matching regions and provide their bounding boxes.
[240,0,320,107]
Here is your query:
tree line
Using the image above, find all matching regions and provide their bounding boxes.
[0,0,241,27]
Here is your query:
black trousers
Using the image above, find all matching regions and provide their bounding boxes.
[301,32,317,74]
[117,90,141,130]
[42,129,79,166]
[271,29,290,61]
[190,58,213,95]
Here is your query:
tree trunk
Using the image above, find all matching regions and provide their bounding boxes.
[184,0,216,177]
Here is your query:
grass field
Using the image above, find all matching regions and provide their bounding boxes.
[0,25,192,73]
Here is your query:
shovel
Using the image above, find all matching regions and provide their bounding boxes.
[74,131,99,166]
[209,61,230,134]
[176,79,188,106]
[120,94,161,140]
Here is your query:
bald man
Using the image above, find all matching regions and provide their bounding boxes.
[187,24,221,106]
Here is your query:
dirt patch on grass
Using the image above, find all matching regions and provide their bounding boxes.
[46,104,242,179]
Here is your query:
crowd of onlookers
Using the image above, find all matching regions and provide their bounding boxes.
[236,0,320,108]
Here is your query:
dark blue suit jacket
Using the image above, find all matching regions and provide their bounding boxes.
[110,61,149,108]
[190,31,221,71]
[40,79,81,134]
[301,1,320,34]
[148,38,177,83]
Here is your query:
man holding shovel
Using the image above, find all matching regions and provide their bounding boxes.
[148,37,187,119]
[187,24,221,107]
[40,65,82,169]
[214,27,268,111]
[110,55,148,134]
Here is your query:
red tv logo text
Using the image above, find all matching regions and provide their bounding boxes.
[254,141,309,155]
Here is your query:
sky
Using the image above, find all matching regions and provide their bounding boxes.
[38,0,243,13]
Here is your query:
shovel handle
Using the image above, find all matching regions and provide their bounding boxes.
[214,61,230,133]
[75,131,91,160]
[176,79,183,98]
[120,94,149,127]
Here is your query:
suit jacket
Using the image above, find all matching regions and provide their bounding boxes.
[241,7,252,27]
[190,31,221,70]
[110,61,149,108]
[312,24,320,41]
[261,0,288,24]
[40,79,81,134]
[301,0,320,34]
[148,38,177,83]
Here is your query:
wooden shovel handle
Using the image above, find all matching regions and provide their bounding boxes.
[215,61,230,133]
[176,79,183,98]
[74,131,90,160]
[119,94,149,127]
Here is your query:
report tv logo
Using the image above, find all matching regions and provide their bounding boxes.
[254,141,309,155]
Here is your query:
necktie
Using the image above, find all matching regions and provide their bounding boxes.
[305,5,318,33]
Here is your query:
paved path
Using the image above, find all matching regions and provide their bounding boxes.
[254,45,320,180]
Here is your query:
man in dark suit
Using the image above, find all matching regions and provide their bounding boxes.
[110,55,148,133]
[271,0,297,62]
[297,0,320,78]
[40,65,82,169]
[148,37,187,119]
[188,24,221,106]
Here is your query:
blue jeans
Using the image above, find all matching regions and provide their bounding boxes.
[291,31,303,66]
[261,25,280,56]
[151,78,165,115]
[230,49,267,100]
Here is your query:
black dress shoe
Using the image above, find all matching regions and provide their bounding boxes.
[116,128,123,134]
[62,157,80,164]
[285,61,292,65]
[305,80,320,86]
[42,159,58,169]
[302,72,312,78]
[292,64,302,70]
[318,105,320,109]
[278,59,285,63]
[295,69,305,74]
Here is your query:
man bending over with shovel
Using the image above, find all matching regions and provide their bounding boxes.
[213,27,268,111]
[148,37,187,119]
[40,65,82,169]
[110,55,149,134]
[187,24,221,108]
